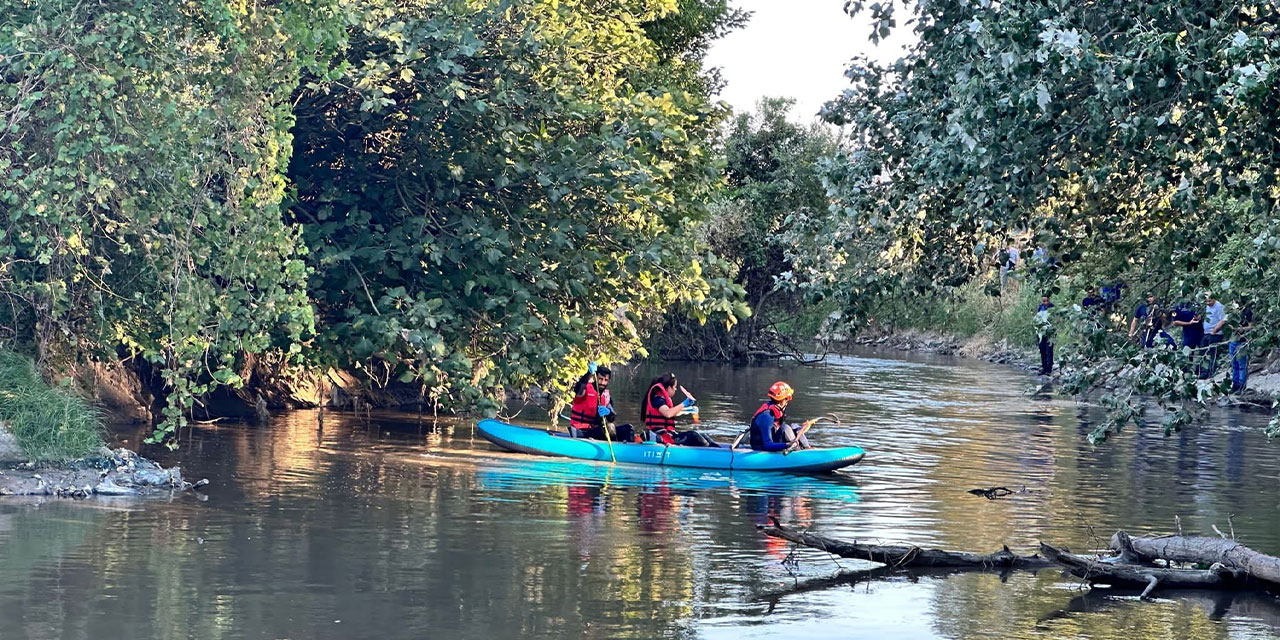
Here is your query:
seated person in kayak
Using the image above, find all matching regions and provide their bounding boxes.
[569,363,613,440]
[750,381,812,452]
[641,373,715,446]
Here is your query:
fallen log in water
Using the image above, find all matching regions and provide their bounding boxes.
[1111,531,1280,588]
[759,523,1280,598]
[757,522,1055,569]
[1038,542,1248,598]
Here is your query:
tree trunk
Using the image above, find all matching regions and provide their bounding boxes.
[1111,532,1280,587]
[758,523,1054,569]
[1039,542,1248,596]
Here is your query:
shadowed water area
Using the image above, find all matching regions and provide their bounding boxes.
[2,348,1279,639]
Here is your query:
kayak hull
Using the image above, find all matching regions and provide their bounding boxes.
[476,419,864,473]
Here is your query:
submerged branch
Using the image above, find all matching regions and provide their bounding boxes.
[758,522,1054,569]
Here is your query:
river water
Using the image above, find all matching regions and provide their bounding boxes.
[2,349,1279,639]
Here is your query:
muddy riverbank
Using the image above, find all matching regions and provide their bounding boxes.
[0,427,203,497]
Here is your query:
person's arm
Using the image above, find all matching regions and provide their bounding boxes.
[1129,315,1139,336]
[573,373,591,397]
[656,401,684,419]
[753,414,788,452]
[1212,312,1228,335]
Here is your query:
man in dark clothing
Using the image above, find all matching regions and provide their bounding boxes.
[1229,301,1254,392]
[1100,280,1126,310]
[1036,295,1054,375]
[1170,304,1203,349]
[1130,293,1170,348]
[1081,287,1104,310]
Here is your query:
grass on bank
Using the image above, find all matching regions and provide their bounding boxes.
[865,278,1043,348]
[0,350,104,462]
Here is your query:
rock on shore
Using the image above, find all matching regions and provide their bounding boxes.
[0,440,205,498]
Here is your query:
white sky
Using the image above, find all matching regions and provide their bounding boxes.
[705,0,915,123]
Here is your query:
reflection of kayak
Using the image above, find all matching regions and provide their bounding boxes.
[476,419,865,473]
[474,456,862,503]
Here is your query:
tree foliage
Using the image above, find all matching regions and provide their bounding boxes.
[786,0,1280,436]
[652,98,840,361]
[289,0,744,414]
[1,0,343,442]
[1,0,743,441]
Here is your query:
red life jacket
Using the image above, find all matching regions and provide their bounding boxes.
[642,383,677,436]
[753,403,784,421]
[570,382,602,429]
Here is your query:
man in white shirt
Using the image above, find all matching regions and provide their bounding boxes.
[1000,244,1020,288]
[1200,291,1227,378]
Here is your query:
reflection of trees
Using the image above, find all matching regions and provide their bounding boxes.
[9,359,1280,640]
[1,414,710,639]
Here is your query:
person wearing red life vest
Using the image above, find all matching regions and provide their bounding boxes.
[569,363,614,440]
[749,381,811,452]
[640,373,714,446]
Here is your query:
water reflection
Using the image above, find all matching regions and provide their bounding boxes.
[0,348,1277,639]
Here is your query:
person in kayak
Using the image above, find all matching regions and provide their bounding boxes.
[569,363,612,440]
[641,373,714,446]
[750,381,812,452]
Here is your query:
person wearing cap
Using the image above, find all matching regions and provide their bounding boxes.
[749,382,812,452]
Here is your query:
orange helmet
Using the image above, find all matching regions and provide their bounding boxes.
[768,381,794,402]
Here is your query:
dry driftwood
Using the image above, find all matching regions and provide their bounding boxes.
[1111,531,1280,587]
[758,522,1055,569]
[759,523,1280,600]
[1039,542,1249,598]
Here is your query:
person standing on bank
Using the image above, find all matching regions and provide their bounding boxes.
[750,382,812,452]
[1170,302,1203,349]
[1036,295,1055,376]
[1129,292,1161,347]
[1200,291,1228,377]
[1000,243,1020,288]
[1229,300,1254,393]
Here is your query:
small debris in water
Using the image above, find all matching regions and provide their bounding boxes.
[967,486,1017,500]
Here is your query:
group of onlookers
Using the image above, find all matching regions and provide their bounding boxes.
[1035,287,1254,392]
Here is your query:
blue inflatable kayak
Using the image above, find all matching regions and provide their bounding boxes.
[476,419,865,473]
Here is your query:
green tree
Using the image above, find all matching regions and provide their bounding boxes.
[0,0,343,443]
[785,0,1280,438]
[288,0,746,413]
[655,98,840,360]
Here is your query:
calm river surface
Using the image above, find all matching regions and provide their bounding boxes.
[2,349,1280,639]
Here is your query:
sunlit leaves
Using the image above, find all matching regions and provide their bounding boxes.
[289,0,741,412]
[1,0,334,443]
[792,0,1280,438]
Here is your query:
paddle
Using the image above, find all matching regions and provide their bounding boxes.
[593,371,616,463]
[562,372,616,463]
[784,414,842,455]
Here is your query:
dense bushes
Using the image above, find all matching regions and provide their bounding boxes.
[1,0,745,442]
[783,0,1280,437]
